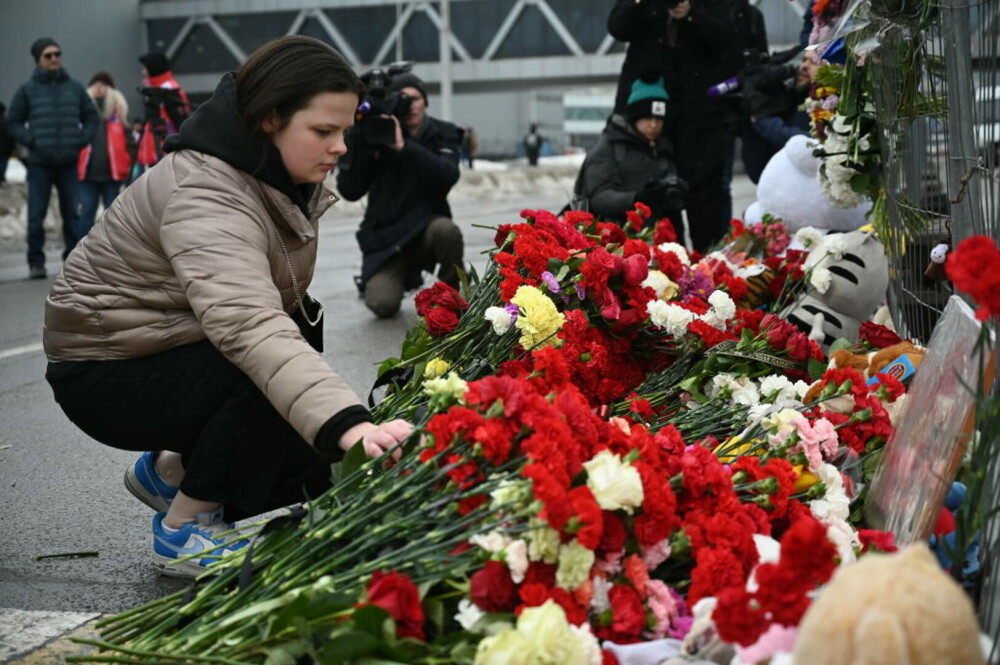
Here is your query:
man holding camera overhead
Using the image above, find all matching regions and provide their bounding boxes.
[608,0,743,252]
[337,70,464,319]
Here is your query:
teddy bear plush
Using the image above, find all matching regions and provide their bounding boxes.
[743,134,871,236]
[792,543,985,665]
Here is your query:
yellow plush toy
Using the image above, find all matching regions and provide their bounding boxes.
[792,544,985,665]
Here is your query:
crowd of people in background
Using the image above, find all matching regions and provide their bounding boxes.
[0,38,188,278]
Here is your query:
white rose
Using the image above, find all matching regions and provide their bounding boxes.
[584,450,644,514]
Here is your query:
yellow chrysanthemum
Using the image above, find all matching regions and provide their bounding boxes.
[511,285,565,350]
[424,357,450,379]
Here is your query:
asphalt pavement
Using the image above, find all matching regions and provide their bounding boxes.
[0,171,756,660]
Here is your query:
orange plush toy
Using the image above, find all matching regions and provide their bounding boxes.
[804,341,925,403]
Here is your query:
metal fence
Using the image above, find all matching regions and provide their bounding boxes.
[867,0,998,652]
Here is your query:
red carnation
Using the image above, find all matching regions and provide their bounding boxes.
[365,570,426,640]
[946,235,1000,320]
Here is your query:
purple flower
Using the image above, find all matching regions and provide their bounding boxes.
[575,283,586,300]
[541,271,561,293]
[504,303,519,322]
[678,267,713,302]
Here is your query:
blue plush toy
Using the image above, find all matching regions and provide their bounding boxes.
[928,482,980,587]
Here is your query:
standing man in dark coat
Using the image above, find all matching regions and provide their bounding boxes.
[608,0,739,252]
[8,38,99,278]
[336,72,464,318]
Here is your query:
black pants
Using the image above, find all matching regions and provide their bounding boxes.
[46,340,333,522]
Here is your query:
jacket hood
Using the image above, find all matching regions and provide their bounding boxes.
[606,113,671,151]
[164,73,314,215]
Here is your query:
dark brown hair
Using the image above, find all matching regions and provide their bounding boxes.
[236,36,363,136]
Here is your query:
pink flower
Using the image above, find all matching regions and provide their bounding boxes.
[645,579,678,639]
[641,538,672,570]
[792,415,838,471]
[595,549,625,576]
[735,623,799,664]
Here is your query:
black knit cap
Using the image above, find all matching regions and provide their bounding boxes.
[388,72,428,107]
[31,37,60,62]
[89,71,115,87]
[139,51,171,77]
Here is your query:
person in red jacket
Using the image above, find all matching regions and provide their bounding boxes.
[77,72,131,239]
[135,51,189,172]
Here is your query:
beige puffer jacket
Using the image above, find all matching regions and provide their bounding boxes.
[44,149,363,446]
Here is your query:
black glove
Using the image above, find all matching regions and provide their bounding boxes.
[635,180,669,209]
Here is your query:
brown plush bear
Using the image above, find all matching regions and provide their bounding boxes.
[793,543,985,665]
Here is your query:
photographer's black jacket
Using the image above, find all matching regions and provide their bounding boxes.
[579,114,680,226]
[336,116,462,284]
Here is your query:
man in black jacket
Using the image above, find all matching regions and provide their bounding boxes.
[0,102,14,185]
[8,38,99,278]
[337,72,464,318]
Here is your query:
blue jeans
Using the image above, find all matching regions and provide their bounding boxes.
[26,163,81,267]
[77,181,122,239]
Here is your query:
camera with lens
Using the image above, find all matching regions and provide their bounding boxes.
[356,61,416,147]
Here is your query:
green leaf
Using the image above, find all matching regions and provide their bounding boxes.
[828,338,853,354]
[351,604,394,639]
[264,641,310,665]
[339,438,371,491]
[850,172,872,194]
[317,630,382,665]
[807,358,828,381]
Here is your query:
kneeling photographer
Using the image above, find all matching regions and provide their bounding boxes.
[336,67,464,319]
[739,48,819,183]
[576,76,687,231]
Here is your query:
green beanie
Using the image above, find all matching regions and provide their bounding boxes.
[626,76,670,122]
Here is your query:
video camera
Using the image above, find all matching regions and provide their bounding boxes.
[356,61,416,147]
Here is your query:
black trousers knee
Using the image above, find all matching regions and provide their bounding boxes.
[46,340,333,522]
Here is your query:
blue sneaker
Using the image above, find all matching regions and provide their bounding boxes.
[151,509,249,578]
[124,451,177,511]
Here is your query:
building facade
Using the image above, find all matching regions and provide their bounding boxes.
[139,0,810,156]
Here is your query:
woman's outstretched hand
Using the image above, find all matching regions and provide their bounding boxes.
[339,419,414,460]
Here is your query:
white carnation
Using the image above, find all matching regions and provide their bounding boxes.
[506,539,529,584]
[647,301,696,337]
[759,375,795,402]
[484,306,514,335]
[701,289,735,329]
[591,576,613,614]
[793,226,825,249]
[456,599,486,631]
[584,450,644,514]
[809,266,833,294]
[569,624,603,665]
[470,531,511,553]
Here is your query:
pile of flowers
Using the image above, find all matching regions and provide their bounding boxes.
[80,206,936,665]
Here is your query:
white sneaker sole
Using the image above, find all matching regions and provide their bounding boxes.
[151,554,210,579]
[124,466,172,512]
